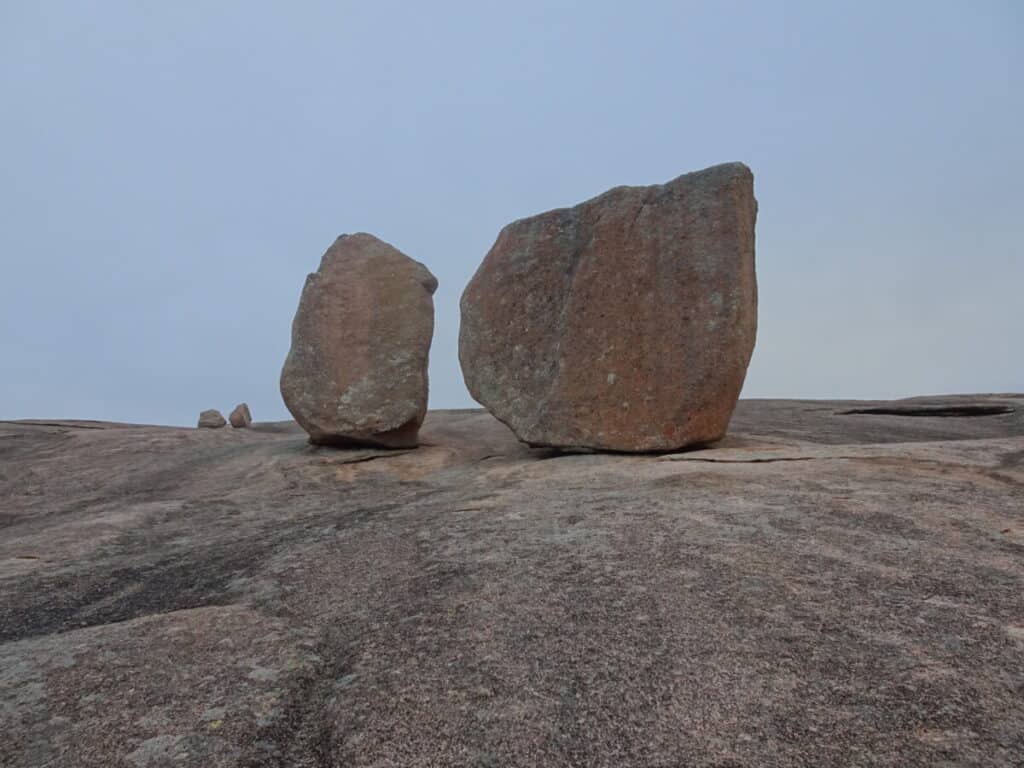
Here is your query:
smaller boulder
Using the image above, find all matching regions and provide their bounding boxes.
[198,409,227,429]
[279,233,437,448]
[229,403,252,428]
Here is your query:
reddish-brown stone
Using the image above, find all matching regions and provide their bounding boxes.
[229,403,252,428]
[280,233,437,448]
[459,162,758,452]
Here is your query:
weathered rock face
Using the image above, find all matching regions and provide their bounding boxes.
[229,403,252,428]
[2,396,1023,767]
[197,409,226,429]
[460,162,758,452]
[280,233,437,448]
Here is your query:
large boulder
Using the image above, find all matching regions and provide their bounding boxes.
[459,162,758,452]
[280,233,437,448]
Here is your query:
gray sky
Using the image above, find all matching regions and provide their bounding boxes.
[2,1,1021,425]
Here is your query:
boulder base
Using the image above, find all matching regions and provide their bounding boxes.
[459,162,758,452]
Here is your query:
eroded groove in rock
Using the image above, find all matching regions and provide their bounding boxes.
[839,405,1014,418]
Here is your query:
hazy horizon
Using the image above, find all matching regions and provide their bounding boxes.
[2,2,1021,426]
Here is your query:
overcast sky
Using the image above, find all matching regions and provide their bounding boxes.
[1,1,1020,425]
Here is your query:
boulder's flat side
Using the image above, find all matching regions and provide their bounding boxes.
[460,162,757,451]
[1,395,1023,767]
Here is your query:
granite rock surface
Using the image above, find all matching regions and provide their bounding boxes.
[1,394,1022,767]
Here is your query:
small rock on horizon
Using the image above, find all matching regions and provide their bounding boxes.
[197,409,227,429]
[229,403,252,428]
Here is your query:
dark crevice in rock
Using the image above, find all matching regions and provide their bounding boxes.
[677,455,855,464]
[306,448,415,465]
[838,405,1014,418]
[239,630,356,768]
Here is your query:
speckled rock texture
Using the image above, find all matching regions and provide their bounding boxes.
[280,233,437,448]
[229,403,252,429]
[1,394,1022,767]
[197,409,226,429]
[460,162,758,452]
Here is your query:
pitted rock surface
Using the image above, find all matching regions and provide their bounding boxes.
[280,233,437,448]
[460,162,758,451]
